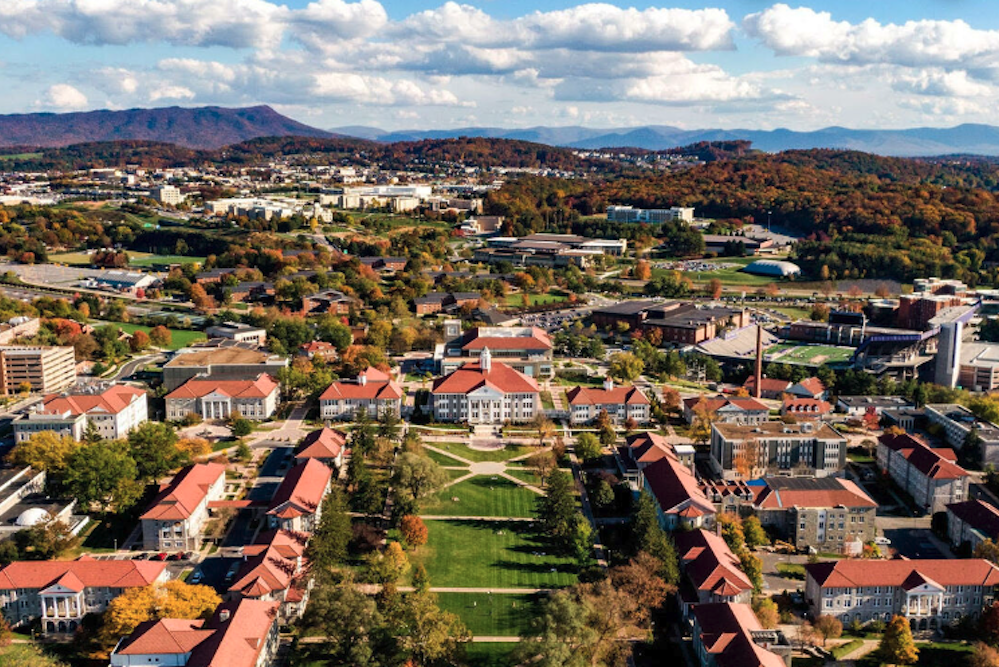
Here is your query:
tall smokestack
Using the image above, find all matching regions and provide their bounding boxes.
[753,324,763,399]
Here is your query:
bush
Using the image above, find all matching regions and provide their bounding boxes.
[231,418,253,437]
[831,639,864,660]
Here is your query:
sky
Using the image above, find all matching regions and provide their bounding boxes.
[4,0,999,131]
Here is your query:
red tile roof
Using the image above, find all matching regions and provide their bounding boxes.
[461,327,552,351]
[742,377,790,393]
[642,456,715,518]
[947,500,999,539]
[879,432,969,480]
[114,618,213,656]
[790,377,826,397]
[267,459,332,521]
[295,427,346,462]
[683,396,769,413]
[0,559,166,591]
[141,463,226,521]
[694,603,787,667]
[319,367,403,401]
[432,360,539,395]
[623,432,674,464]
[566,385,649,406]
[781,398,832,414]
[39,384,146,417]
[806,559,999,589]
[165,374,279,400]
[676,529,754,596]
[754,478,876,510]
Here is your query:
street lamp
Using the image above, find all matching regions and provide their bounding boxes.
[767,210,772,234]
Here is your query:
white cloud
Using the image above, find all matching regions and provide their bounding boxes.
[37,83,88,110]
[290,0,388,44]
[744,4,999,68]
[892,69,992,97]
[149,86,196,102]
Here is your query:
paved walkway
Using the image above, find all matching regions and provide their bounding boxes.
[424,442,546,495]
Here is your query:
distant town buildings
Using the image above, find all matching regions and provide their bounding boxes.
[439,320,553,379]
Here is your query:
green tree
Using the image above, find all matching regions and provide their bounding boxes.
[230,417,253,438]
[740,551,764,592]
[392,453,448,513]
[743,515,769,550]
[591,480,615,511]
[631,491,680,586]
[537,470,579,555]
[317,315,353,351]
[127,422,183,482]
[515,589,596,667]
[350,408,376,456]
[575,433,602,462]
[303,574,390,667]
[308,487,352,573]
[8,431,79,480]
[13,519,79,560]
[65,440,140,512]
[399,588,471,666]
[608,352,644,383]
[879,615,918,664]
[83,420,104,445]
[377,407,401,442]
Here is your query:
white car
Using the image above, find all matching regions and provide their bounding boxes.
[874,536,891,546]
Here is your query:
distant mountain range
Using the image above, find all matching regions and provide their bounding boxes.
[331,123,999,157]
[5,105,999,156]
[0,105,333,149]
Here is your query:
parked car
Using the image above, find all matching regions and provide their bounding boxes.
[167,552,183,561]
[188,571,203,585]
[131,553,147,560]
[153,552,168,561]
[875,536,892,546]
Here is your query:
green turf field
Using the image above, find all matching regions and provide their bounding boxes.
[504,292,568,307]
[766,342,855,365]
[414,519,577,589]
[422,476,539,518]
[129,254,207,267]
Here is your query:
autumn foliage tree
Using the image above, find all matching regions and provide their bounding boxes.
[400,515,428,549]
[879,615,918,665]
[99,581,220,649]
[148,325,172,348]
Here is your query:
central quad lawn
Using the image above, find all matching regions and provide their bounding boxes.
[422,476,539,518]
[424,448,470,467]
[415,519,578,589]
[464,643,519,667]
[434,442,535,463]
[504,467,542,487]
[101,323,206,350]
[436,592,538,637]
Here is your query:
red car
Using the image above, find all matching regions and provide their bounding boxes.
[152,552,168,561]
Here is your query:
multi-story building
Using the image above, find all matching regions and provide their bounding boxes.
[294,427,347,470]
[319,367,403,420]
[742,376,791,400]
[691,603,790,667]
[204,322,268,347]
[607,205,694,223]
[165,374,280,421]
[267,459,332,533]
[150,184,183,205]
[947,500,999,554]
[642,456,716,531]
[675,529,754,619]
[140,463,227,551]
[228,530,310,622]
[439,320,553,379]
[110,599,280,667]
[414,292,481,316]
[753,477,877,553]
[591,301,747,345]
[0,559,168,634]
[804,559,999,631]
[617,432,692,488]
[682,395,769,425]
[710,422,848,480]
[163,347,288,391]
[0,346,75,395]
[566,379,650,425]
[302,289,355,315]
[780,397,833,421]
[837,395,912,417]
[877,432,969,514]
[431,348,539,424]
[925,403,999,466]
[13,384,147,443]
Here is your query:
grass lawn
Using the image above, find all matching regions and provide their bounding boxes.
[656,256,780,287]
[103,322,206,350]
[504,292,568,307]
[771,306,812,320]
[775,562,806,579]
[414,519,578,589]
[447,469,471,481]
[765,342,855,365]
[435,442,535,463]
[129,254,207,268]
[424,448,470,467]
[505,468,542,486]
[422,476,539,518]
[436,592,538,637]
[831,639,864,659]
[540,391,555,410]
[464,643,519,667]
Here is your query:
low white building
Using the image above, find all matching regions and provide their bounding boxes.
[431,348,539,424]
[565,379,650,425]
[13,384,148,443]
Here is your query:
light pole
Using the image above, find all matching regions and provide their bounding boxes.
[767,210,772,234]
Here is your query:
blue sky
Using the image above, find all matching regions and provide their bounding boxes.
[3,1,999,131]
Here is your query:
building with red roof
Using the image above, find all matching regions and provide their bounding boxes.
[140,463,227,551]
[165,374,280,421]
[617,432,694,490]
[692,603,790,667]
[804,558,999,630]
[295,427,346,470]
[228,530,311,621]
[947,499,999,554]
[566,379,649,425]
[675,529,754,618]
[319,367,403,421]
[110,598,279,667]
[431,348,540,424]
[779,397,833,421]
[267,459,332,533]
[298,340,338,361]
[641,456,715,531]
[14,384,148,443]
[0,557,168,634]
[787,377,827,400]
[440,320,554,379]
[877,432,969,513]
[682,395,769,426]
[741,376,791,400]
